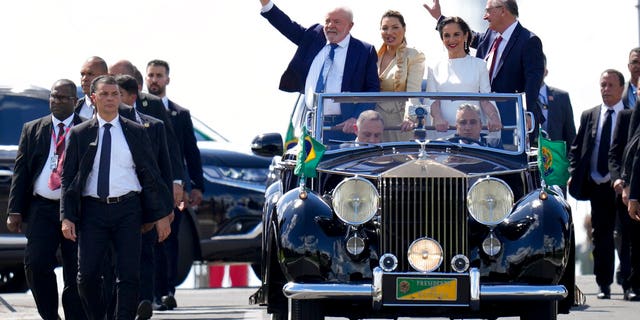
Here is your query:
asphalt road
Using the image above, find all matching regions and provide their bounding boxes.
[0,275,637,319]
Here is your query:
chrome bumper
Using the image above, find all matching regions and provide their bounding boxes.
[282,267,567,310]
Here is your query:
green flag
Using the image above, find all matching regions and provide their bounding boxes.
[294,126,326,178]
[284,120,298,153]
[538,131,569,186]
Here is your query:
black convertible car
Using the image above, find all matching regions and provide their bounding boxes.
[0,84,270,292]
[250,91,575,320]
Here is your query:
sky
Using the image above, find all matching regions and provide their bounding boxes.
[0,0,638,147]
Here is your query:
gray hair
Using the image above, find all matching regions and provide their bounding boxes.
[457,103,481,117]
[356,110,384,127]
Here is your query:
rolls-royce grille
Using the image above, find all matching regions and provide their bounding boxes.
[379,177,469,273]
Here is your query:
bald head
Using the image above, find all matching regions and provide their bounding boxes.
[109,60,136,77]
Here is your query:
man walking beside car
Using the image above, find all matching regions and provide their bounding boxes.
[146,59,204,310]
[60,75,172,320]
[569,69,629,299]
[7,79,86,320]
[257,0,380,142]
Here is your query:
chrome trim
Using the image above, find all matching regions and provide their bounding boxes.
[282,282,373,300]
[372,267,383,310]
[469,268,480,310]
[209,222,262,241]
[202,173,267,193]
[480,285,568,301]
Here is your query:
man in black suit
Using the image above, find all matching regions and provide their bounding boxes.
[569,69,628,299]
[538,55,576,153]
[424,0,545,141]
[60,75,173,320]
[146,59,204,310]
[624,104,640,300]
[112,74,176,319]
[76,56,109,119]
[108,59,184,207]
[7,79,86,320]
[622,48,640,108]
[609,106,639,301]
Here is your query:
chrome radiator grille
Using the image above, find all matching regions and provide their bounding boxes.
[379,177,469,272]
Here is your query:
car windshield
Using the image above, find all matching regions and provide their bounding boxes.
[293,92,527,154]
[0,94,50,145]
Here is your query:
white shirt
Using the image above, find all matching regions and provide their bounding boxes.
[305,37,349,115]
[78,95,95,119]
[83,115,141,198]
[33,115,74,200]
[426,55,492,125]
[161,96,169,110]
[487,21,518,78]
[590,101,625,184]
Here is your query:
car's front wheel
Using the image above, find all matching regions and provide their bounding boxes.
[290,299,324,320]
[0,266,28,293]
[520,300,558,320]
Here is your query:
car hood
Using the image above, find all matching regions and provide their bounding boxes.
[198,141,271,168]
[319,148,519,178]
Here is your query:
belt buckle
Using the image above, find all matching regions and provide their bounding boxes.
[106,197,118,204]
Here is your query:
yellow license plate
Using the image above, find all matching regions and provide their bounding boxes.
[396,277,457,301]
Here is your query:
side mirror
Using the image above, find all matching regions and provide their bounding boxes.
[251,133,283,157]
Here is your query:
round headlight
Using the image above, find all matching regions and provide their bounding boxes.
[332,177,379,225]
[407,237,443,272]
[467,177,513,226]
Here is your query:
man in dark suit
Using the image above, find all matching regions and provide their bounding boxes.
[623,104,640,300]
[60,75,173,320]
[76,56,109,119]
[146,59,204,310]
[258,0,380,142]
[569,69,628,299]
[538,55,576,153]
[424,0,545,140]
[608,107,638,300]
[109,59,184,207]
[7,79,86,320]
[622,48,640,108]
[112,74,175,319]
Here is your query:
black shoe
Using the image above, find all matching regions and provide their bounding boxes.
[136,300,153,320]
[153,301,168,311]
[626,288,640,301]
[597,286,611,299]
[161,295,177,310]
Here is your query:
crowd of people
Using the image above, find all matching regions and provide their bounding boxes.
[3,0,640,319]
[7,57,203,320]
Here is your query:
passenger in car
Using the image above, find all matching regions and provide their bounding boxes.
[258,0,380,143]
[375,10,425,142]
[424,16,502,135]
[355,110,385,144]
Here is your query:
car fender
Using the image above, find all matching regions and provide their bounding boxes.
[485,189,572,284]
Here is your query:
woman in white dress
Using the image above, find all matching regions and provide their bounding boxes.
[376,10,426,142]
[426,16,501,134]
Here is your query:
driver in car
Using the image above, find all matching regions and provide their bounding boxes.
[449,103,487,146]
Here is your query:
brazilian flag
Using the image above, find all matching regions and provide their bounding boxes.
[294,126,326,178]
[537,131,569,186]
[284,120,298,152]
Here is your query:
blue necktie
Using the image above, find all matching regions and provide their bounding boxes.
[597,110,613,176]
[315,43,339,93]
[97,123,112,198]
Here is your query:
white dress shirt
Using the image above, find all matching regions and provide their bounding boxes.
[83,115,141,198]
[33,115,74,200]
[78,95,95,119]
[590,100,625,184]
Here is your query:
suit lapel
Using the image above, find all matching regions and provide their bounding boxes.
[495,23,522,77]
